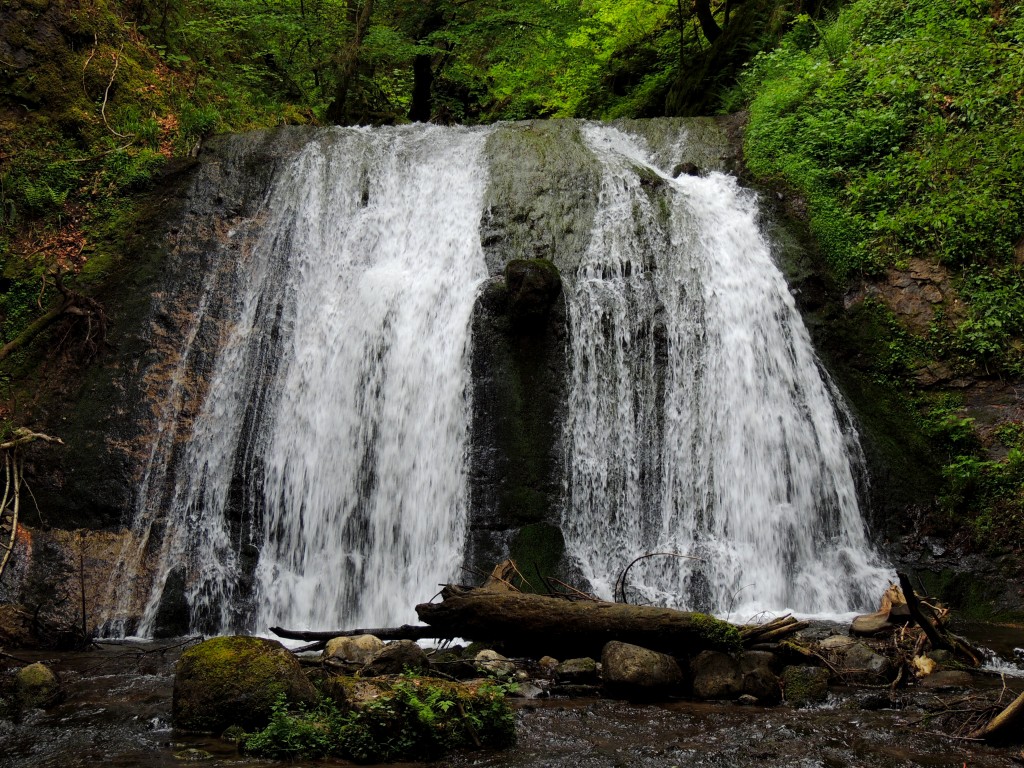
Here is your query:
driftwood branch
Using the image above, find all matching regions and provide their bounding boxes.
[614,552,700,604]
[897,571,952,652]
[739,614,808,646]
[968,690,1024,743]
[897,572,983,666]
[269,624,459,643]
[0,273,107,364]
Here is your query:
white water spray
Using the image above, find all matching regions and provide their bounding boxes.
[109,125,490,635]
[563,124,891,617]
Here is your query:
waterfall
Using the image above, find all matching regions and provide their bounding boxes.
[104,119,891,637]
[108,125,490,636]
[563,123,891,618]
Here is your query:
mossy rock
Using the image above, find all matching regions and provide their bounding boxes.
[15,662,62,709]
[172,636,317,733]
[781,665,830,707]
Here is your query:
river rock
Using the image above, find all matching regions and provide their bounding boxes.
[504,258,562,327]
[739,651,781,703]
[919,670,975,690]
[475,649,517,678]
[172,636,317,732]
[538,656,560,675]
[323,634,384,673]
[820,635,893,682]
[602,641,684,697]
[555,656,599,684]
[781,665,830,706]
[362,640,429,676]
[691,650,742,699]
[15,662,62,709]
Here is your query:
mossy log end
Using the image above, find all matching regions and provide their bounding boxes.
[415,586,742,657]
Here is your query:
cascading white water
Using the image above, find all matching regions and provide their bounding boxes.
[563,123,891,618]
[111,125,490,635]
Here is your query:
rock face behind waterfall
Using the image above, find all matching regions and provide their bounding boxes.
[465,119,742,589]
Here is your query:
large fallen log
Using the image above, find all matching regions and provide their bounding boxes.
[415,585,742,657]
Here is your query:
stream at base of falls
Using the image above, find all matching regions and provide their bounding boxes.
[2,634,1022,768]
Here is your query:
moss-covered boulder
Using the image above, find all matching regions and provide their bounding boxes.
[15,662,62,709]
[172,636,317,733]
[781,665,830,707]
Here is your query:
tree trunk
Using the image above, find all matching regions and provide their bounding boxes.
[327,0,375,124]
[408,53,434,122]
[694,0,722,43]
[415,585,741,657]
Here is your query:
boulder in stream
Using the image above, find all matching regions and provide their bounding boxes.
[323,634,383,673]
[362,639,429,676]
[819,635,893,682]
[601,641,684,698]
[781,665,830,706]
[172,636,317,732]
[690,650,742,699]
[555,656,599,685]
[15,662,62,709]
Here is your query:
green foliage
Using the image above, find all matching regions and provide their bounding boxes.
[953,266,1024,374]
[742,0,1024,281]
[241,679,516,762]
[240,694,335,758]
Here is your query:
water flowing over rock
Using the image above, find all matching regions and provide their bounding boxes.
[99,119,890,637]
[561,124,891,616]
[105,125,491,636]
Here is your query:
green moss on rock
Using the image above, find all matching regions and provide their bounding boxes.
[781,664,830,706]
[172,636,317,733]
[688,612,743,652]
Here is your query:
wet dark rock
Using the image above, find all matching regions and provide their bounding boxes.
[556,657,599,685]
[172,635,317,732]
[691,650,742,700]
[151,565,190,639]
[918,670,975,690]
[858,692,897,710]
[323,634,383,674]
[739,651,781,703]
[673,162,701,177]
[602,641,684,698]
[15,662,62,709]
[362,639,429,676]
[820,636,893,682]
[782,665,830,706]
[505,259,562,329]
[549,683,601,697]
[429,649,476,679]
